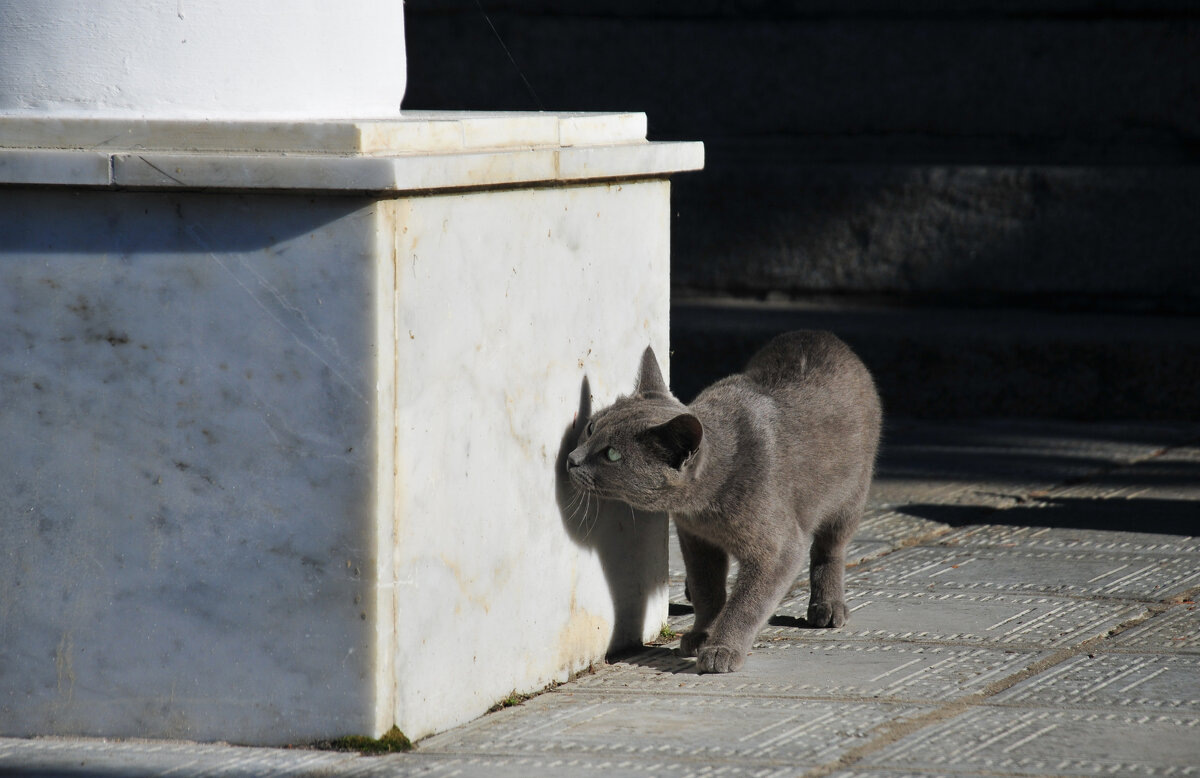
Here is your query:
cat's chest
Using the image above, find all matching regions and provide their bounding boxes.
[671,494,766,548]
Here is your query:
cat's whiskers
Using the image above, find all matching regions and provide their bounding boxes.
[584,493,599,541]
[565,485,600,543]
[567,489,587,527]
[564,485,586,518]
[578,491,603,542]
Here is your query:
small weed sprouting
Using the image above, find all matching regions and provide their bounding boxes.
[648,623,678,645]
[322,725,412,755]
[487,691,532,713]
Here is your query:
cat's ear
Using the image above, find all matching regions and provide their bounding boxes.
[636,345,669,397]
[646,413,703,470]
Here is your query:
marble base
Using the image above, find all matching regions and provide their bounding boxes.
[0,113,700,744]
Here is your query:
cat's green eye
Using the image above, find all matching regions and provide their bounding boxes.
[605,447,622,462]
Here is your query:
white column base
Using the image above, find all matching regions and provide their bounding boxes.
[0,113,701,744]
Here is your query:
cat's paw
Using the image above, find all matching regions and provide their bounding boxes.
[696,644,745,674]
[678,630,708,657]
[806,600,848,628]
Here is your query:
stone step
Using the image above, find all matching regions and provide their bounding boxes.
[670,299,1200,419]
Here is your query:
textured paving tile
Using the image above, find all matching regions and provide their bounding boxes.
[375,754,810,777]
[763,589,1143,648]
[573,643,1042,703]
[857,510,950,547]
[1012,446,1200,537]
[846,539,899,566]
[1064,444,1200,502]
[420,690,923,767]
[865,707,1200,776]
[992,653,1200,710]
[1110,602,1200,654]
[826,772,983,778]
[846,545,1200,601]
[0,736,364,776]
[939,524,1200,555]
[0,739,810,778]
[666,580,691,619]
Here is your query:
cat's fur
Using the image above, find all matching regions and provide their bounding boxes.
[566,331,882,673]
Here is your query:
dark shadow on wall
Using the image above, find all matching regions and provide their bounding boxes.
[554,376,669,656]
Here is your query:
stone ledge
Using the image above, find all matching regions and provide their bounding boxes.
[0,112,703,192]
[0,112,650,154]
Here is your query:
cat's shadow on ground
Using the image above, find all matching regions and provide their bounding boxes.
[555,376,669,657]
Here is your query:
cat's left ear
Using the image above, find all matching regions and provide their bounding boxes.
[646,413,703,470]
[636,345,669,397]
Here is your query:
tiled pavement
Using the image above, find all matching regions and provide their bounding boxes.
[4,420,1198,777]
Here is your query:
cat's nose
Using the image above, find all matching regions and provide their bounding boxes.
[566,448,586,469]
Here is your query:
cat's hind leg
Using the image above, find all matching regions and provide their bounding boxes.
[806,504,860,628]
[676,526,728,657]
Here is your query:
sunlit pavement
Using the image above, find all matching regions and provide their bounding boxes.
[5,419,1198,777]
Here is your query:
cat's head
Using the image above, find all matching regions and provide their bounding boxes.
[566,346,704,512]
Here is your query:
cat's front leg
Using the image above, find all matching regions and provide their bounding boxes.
[698,540,805,673]
[675,526,728,657]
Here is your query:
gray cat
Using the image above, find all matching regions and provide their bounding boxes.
[566,331,881,673]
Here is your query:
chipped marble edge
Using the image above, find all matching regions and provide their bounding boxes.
[0,142,704,192]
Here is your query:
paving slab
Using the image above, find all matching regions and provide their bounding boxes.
[857,510,951,548]
[0,736,364,777]
[826,772,995,778]
[419,690,924,768]
[1012,444,1200,537]
[864,707,1200,777]
[939,524,1200,555]
[845,544,1200,601]
[761,589,1144,649]
[992,652,1200,710]
[573,644,1044,704]
[1110,602,1200,654]
[826,771,990,778]
[377,755,813,778]
[0,736,831,778]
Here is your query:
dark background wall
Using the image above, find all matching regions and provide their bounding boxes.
[404,1,1200,418]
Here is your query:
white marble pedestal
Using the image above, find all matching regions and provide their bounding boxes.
[0,113,703,744]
